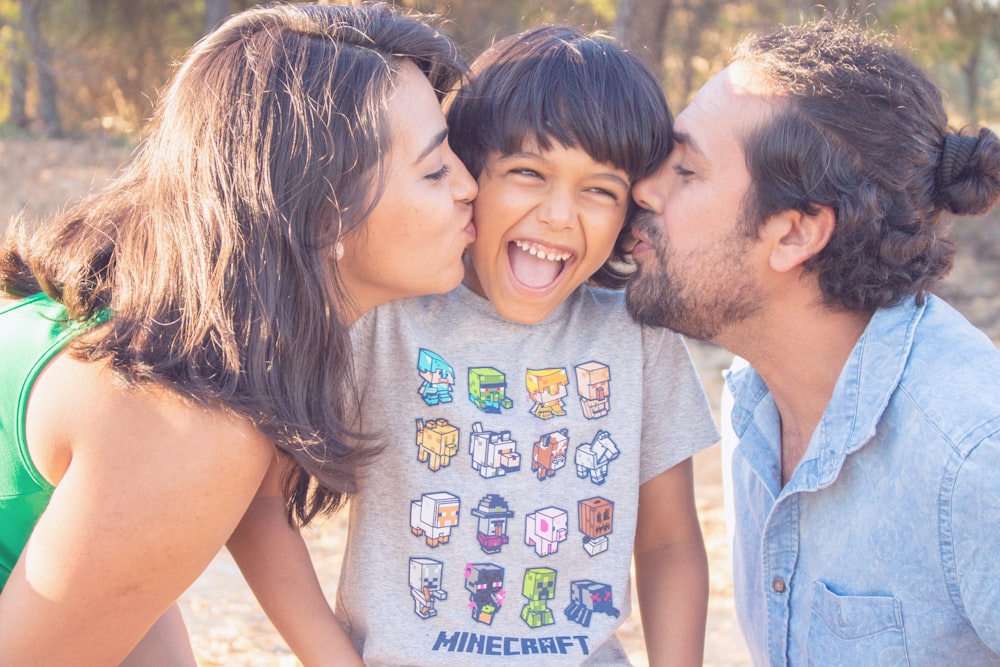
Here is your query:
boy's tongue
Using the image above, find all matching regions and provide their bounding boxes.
[509,243,562,289]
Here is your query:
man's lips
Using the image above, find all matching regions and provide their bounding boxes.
[630,230,653,256]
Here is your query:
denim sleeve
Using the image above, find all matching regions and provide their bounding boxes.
[949,429,1000,654]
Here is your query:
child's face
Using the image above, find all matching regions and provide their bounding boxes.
[463,139,630,324]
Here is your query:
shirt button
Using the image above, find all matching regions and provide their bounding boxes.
[772,578,786,594]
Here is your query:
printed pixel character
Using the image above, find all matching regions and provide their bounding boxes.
[575,429,620,485]
[524,506,568,557]
[564,579,620,627]
[464,562,505,625]
[415,418,459,472]
[575,361,610,419]
[468,367,514,413]
[525,367,569,419]
[531,428,568,481]
[468,421,520,478]
[578,496,614,556]
[410,491,460,548]
[417,348,454,406]
[471,493,514,554]
[520,567,557,628]
[408,557,447,619]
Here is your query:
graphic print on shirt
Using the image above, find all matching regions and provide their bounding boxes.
[468,421,521,478]
[411,491,461,548]
[401,352,624,650]
[575,361,610,419]
[575,429,620,485]
[409,557,448,619]
[521,567,557,628]
[524,506,569,557]
[578,497,614,556]
[464,562,506,625]
[415,418,459,472]
[531,429,569,481]
[564,579,620,627]
[526,367,569,419]
[471,493,515,554]
[468,366,514,414]
[418,348,455,406]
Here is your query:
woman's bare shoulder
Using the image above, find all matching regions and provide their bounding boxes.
[26,346,274,487]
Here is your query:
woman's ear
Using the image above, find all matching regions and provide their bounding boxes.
[762,205,835,273]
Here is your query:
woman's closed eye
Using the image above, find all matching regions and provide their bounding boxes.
[426,164,452,181]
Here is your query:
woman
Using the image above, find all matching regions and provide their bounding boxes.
[0,3,476,664]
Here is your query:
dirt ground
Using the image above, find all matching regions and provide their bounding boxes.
[3,136,997,666]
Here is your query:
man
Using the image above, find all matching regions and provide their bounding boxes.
[625,19,1000,666]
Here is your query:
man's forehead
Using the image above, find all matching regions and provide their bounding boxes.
[674,62,775,156]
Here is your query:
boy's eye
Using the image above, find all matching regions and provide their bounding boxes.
[426,164,452,181]
[586,187,620,202]
[510,168,542,178]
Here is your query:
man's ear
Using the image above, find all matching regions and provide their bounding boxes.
[762,205,835,273]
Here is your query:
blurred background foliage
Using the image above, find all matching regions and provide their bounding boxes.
[0,0,997,140]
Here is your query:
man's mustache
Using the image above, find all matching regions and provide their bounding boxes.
[630,209,661,241]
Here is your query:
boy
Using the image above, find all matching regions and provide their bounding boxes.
[338,26,719,666]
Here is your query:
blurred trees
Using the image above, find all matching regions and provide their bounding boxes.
[0,0,258,136]
[886,0,1000,125]
[0,0,996,138]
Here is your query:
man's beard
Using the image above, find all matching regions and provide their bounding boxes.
[625,214,762,341]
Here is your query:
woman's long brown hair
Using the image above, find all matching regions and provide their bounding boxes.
[0,2,466,525]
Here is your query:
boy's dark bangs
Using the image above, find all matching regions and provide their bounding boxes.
[487,50,669,181]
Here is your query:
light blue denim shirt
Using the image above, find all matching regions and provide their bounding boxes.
[725,295,1000,666]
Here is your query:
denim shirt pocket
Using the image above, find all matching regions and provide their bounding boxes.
[808,580,910,666]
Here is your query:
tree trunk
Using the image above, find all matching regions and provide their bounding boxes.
[613,0,673,81]
[19,0,62,137]
[961,44,980,122]
[2,22,28,128]
[9,55,28,128]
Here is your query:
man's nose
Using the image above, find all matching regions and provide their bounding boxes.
[631,162,670,214]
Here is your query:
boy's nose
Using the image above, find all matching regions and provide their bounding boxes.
[538,189,574,230]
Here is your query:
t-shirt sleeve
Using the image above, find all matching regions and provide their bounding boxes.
[638,326,720,484]
[346,306,379,420]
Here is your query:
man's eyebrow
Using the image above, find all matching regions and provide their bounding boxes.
[415,128,449,164]
[673,130,704,157]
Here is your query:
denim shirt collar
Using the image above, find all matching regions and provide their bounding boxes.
[726,296,927,496]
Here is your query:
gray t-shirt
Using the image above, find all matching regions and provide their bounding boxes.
[338,284,718,665]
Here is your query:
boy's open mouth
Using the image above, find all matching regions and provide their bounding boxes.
[508,240,571,289]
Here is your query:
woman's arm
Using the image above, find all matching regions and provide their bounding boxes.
[0,353,274,665]
[634,458,709,667]
[227,457,364,666]
[119,604,198,667]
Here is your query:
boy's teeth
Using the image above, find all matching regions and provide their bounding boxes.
[515,240,569,262]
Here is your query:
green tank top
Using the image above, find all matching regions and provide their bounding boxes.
[0,293,92,590]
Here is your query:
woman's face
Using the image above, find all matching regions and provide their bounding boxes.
[338,60,478,321]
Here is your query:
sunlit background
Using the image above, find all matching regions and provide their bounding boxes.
[1,0,997,139]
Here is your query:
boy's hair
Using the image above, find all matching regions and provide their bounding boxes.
[447,25,672,289]
[0,3,465,525]
[734,20,1000,310]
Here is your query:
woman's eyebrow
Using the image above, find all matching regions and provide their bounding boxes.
[414,128,449,164]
